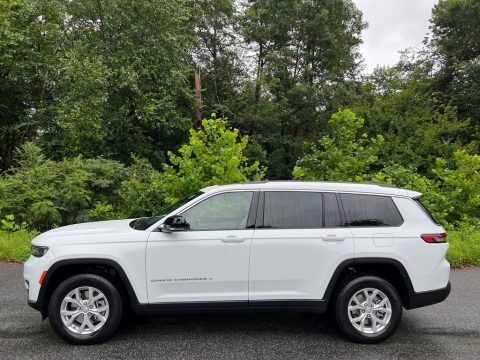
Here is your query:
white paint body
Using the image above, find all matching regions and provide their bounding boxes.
[24,182,450,305]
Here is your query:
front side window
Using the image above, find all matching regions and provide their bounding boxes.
[263,192,323,229]
[182,192,253,231]
[340,193,403,227]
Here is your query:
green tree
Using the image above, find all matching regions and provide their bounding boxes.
[430,0,480,133]
[233,0,366,179]
[0,0,40,171]
[160,116,266,202]
[4,0,196,167]
[293,109,384,181]
[350,64,470,173]
[190,0,243,114]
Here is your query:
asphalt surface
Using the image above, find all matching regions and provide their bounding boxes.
[0,264,479,360]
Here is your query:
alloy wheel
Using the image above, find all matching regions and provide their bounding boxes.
[347,287,392,334]
[60,286,110,335]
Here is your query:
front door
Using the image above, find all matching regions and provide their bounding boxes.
[146,191,256,304]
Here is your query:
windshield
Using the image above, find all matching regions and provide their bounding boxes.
[130,191,204,230]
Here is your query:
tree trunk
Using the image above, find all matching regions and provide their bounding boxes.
[255,41,263,103]
[192,68,203,131]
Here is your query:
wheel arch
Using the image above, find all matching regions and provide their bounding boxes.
[323,257,415,309]
[33,258,140,318]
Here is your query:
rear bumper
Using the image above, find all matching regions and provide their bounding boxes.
[405,281,451,309]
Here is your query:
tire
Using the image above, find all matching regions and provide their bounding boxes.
[334,276,402,343]
[48,274,123,344]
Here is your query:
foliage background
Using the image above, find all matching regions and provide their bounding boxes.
[0,0,479,265]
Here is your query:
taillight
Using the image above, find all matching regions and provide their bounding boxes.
[421,233,447,243]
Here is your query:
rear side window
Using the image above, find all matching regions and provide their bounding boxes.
[340,194,403,227]
[263,192,323,229]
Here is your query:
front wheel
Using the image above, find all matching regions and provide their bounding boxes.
[48,274,123,344]
[335,276,402,343]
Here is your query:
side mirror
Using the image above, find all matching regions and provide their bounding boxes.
[159,215,189,233]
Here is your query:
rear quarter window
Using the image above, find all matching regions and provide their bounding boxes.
[340,193,403,227]
[415,199,439,225]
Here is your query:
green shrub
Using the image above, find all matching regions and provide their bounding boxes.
[0,121,268,229]
[293,109,384,181]
[0,214,22,231]
[118,157,165,218]
[0,143,128,231]
[292,109,480,229]
[160,116,266,203]
[371,164,449,225]
[434,151,480,225]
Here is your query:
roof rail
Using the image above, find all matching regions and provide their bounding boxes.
[366,181,399,189]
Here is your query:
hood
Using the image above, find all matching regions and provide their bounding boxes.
[32,219,138,246]
[42,219,134,236]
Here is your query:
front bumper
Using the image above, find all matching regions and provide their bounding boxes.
[405,281,451,309]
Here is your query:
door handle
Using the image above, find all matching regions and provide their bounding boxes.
[321,235,345,242]
[221,236,246,243]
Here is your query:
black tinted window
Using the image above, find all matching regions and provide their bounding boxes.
[263,192,323,229]
[340,194,403,227]
[324,193,343,227]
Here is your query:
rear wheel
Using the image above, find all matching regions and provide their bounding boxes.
[48,274,123,344]
[335,276,402,343]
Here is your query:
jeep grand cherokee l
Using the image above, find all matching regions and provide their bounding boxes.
[24,181,451,344]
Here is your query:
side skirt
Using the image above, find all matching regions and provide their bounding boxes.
[134,300,327,315]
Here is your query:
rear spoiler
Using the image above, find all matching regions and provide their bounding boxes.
[407,190,423,199]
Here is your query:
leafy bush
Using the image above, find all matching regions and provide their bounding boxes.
[370,164,449,225]
[0,119,268,229]
[293,109,384,181]
[118,157,165,218]
[372,152,480,227]
[0,143,127,231]
[160,116,266,203]
[0,214,23,232]
[434,151,480,225]
[292,109,480,228]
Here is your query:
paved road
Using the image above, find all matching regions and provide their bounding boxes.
[0,264,479,360]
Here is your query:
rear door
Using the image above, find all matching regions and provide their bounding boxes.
[339,193,405,258]
[249,191,354,302]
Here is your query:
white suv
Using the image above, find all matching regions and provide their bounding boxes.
[24,181,451,344]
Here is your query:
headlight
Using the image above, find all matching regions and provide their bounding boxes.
[31,245,49,257]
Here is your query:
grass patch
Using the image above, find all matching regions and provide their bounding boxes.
[0,230,37,262]
[447,230,480,268]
